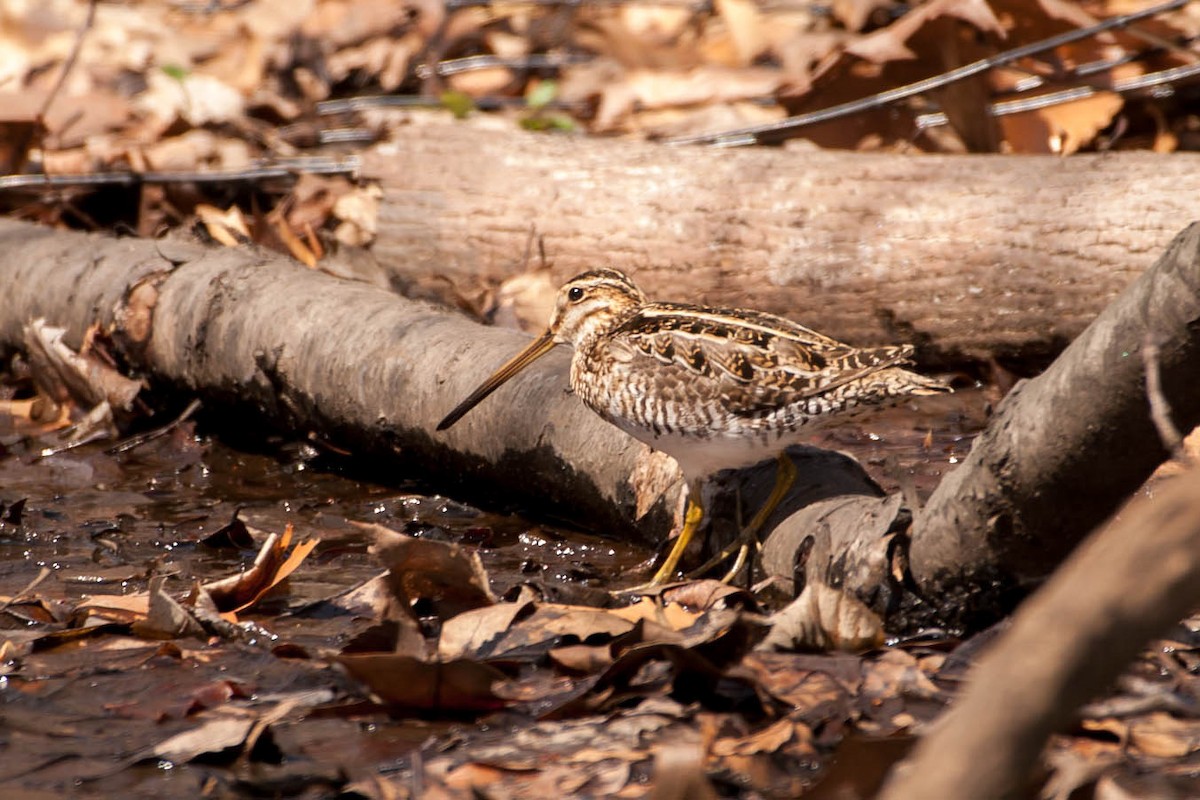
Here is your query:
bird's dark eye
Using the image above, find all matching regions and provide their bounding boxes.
[567,287,585,302]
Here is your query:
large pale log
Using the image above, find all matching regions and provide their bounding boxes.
[366,121,1200,361]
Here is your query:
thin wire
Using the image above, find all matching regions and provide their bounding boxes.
[666,0,1190,146]
[0,157,360,191]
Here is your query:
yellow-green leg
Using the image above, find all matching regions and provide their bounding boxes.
[647,480,705,586]
[690,452,798,583]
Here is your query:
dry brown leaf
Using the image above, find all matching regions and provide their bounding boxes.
[575,5,699,70]
[846,0,1005,64]
[202,524,318,619]
[662,579,758,611]
[275,216,319,268]
[131,575,206,640]
[711,717,814,757]
[609,597,700,631]
[1081,716,1130,744]
[447,67,515,97]
[484,604,637,658]
[744,657,855,715]
[136,70,246,128]
[438,599,534,660]
[861,649,947,702]
[625,65,782,110]
[24,319,143,415]
[333,183,382,247]
[832,0,894,32]
[548,643,614,673]
[337,653,510,712]
[364,523,497,620]
[715,0,768,67]
[763,581,886,651]
[491,268,558,332]
[196,203,251,247]
[999,90,1124,154]
[1128,712,1200,758]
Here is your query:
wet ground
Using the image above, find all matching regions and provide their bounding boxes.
[0,388,987,610]
[0,386,988,797]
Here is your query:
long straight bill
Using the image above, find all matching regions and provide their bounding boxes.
[436,331,557,431]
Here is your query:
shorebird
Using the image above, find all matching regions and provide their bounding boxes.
[437,269,949,586]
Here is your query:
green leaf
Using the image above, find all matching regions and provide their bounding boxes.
[161,64,189,82]
[525,80,558,110]
[440,91,474,120]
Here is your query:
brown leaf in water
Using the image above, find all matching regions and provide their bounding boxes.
[131,575,206,640]
[147,712,256,763]
[437,598,536,660]
[202,523,318,619]
[363,523,496,620]
[652,742,720,799]
[336,653,510,713]
[199,509,256,550]
[717,715,815,757]
[742,652,857,723]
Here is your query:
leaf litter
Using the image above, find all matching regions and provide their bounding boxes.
[0,366,1197,796]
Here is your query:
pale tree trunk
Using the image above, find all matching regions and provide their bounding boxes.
[366,120,1200,362]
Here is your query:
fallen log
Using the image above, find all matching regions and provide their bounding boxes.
[366,121,1200,362]
[0,219,673,542]
[0,219,883,570]
[906,222,1200,631]
[878,467,1200,800]
[757,222,1200,649]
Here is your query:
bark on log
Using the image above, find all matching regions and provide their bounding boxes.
[877,468,1200,800]
[0,219,672,542]
[366,121,1200,362]
[0,219,883,568]
[904,222,1200,631]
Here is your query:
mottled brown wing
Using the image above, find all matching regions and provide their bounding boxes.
[608,303,915,415]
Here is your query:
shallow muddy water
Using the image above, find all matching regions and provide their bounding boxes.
[0,387,986,609]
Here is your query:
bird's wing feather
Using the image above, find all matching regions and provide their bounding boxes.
[608,303,916,415]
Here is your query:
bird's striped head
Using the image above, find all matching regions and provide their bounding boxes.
[549,269,646,348]
[436,269,645,431]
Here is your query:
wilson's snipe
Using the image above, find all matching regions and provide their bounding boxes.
[438,269,949,586]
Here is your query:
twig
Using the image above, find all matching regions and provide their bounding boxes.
[0,567,52,615]
[38,0,98,127]
[668,0,1189,146]
[107,398,202,455]
[1143,336,1190,464]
